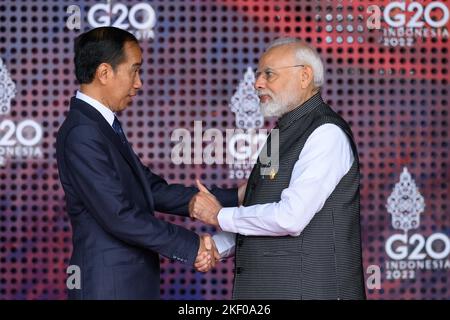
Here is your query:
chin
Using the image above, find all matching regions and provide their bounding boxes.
[261,102,286,117]
[113,105,125,113]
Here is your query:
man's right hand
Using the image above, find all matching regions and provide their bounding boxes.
[195,234,220,272]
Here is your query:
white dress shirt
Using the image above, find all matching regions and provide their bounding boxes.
[213,123,354,258]
[76,91,115,127]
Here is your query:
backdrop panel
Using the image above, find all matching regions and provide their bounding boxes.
[0,0,448,299]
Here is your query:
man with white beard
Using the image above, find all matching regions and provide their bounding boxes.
[190,38,366,300]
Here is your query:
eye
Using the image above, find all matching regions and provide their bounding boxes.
[264,70,274,79]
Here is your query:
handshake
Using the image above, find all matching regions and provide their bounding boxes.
[190,180,247,272]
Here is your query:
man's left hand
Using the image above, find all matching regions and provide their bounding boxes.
[189,180,222,228]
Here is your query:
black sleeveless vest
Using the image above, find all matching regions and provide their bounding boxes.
[233,93,366,300]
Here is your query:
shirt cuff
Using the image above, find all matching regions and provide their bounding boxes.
[217,207,238,233]
[212,232,236,258]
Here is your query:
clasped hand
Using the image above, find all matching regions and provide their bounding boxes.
[192,180,247,272]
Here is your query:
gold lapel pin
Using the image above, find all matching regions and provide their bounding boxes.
[269,168,277,180]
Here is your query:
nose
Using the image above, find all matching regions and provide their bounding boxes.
[134,73,142,90]
[254,74,266,91]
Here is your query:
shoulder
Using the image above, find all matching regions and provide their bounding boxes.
[308,123,350,145]
[58,121,104,148]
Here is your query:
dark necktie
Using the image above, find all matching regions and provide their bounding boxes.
[112,116,128,144]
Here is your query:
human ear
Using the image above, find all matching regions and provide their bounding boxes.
[300,66,314,89]
[96,63,113,85]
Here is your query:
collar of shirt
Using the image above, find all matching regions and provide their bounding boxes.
[277,92,324,131]
[75,90,115,127]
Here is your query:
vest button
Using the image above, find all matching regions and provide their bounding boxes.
[237,239,243,247]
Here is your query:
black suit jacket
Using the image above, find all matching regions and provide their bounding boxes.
[56,97,237,299]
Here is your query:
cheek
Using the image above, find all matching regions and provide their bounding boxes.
[127,76,135,88]
[117,79,131,95]
[267,84,280,97]
[277,80,297,94]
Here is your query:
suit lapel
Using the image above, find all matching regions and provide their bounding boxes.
[97,115,137,169]
[123,142,155,210]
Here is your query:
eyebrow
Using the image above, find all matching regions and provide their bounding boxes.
[132,61,142,68]
[256,66,274,71]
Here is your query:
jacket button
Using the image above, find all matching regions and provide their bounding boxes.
[237,239,243,247]
[236,267,243,274]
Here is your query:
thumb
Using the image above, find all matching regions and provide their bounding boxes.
[196,179,211,194]
[203,235,212,250]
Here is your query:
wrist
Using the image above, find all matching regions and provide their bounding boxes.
[214,206,223,228]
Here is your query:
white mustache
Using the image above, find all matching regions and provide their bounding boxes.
[257,91,273,98]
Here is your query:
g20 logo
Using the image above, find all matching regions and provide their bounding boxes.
[87,2,156,40]
[385,1,449,28]
[367,1,449,29]
[386,233,450,260]
[0,119,43,147]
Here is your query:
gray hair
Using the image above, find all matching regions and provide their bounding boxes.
[266,37,324,88]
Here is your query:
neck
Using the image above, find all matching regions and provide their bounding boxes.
[79,85,115,112]
[287,87,319,113]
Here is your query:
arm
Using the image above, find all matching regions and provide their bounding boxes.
[64,125,199,265]
[212,232,236,258]
[219,124,354,236]
[193,124,354,236]
[137,162,238,216]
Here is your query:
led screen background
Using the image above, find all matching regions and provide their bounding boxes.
[0,0,449,299]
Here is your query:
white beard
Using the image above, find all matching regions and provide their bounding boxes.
[259,90,299,118]
[260,100,287,117]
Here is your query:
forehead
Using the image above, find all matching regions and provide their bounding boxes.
[123,41,142,63]
[258,45,296,68]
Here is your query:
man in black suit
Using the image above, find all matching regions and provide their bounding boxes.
[56,27,237,299]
